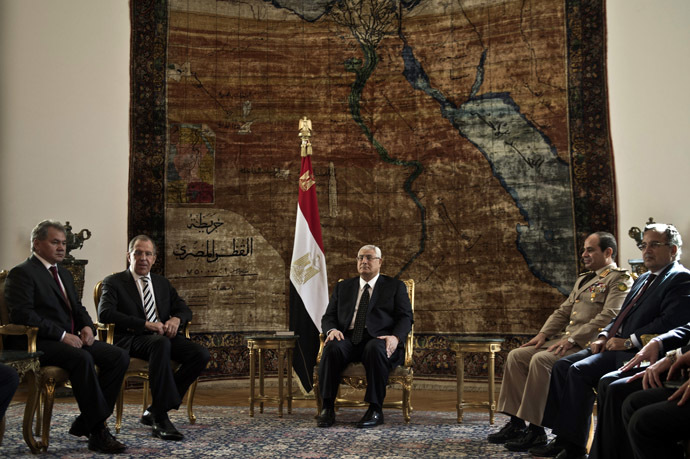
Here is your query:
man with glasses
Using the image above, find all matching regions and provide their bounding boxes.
[531,223,690,459]
[315,245,413,428]
[5,220,129,453]
[98,235,209,441]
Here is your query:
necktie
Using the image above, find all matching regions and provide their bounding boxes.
[351,284,370,345]
[49,266,74,333]
[141,277,158,323]
[580,271,597,287]
[608,274,657,338]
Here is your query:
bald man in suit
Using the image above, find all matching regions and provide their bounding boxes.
[316,245,413,428]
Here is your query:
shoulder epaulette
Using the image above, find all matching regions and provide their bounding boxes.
[578,271,594,277]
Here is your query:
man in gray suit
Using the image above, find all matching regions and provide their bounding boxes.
[488,232,632,452]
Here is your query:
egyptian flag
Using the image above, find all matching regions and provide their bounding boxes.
[289,152,328,392]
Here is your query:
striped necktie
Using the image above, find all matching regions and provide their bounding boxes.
[141,276,158,323]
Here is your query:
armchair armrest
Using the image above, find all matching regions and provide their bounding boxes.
[0,324,39,353]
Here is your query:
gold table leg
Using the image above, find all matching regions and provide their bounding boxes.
[456,351,464,423]
[248,345,255,417]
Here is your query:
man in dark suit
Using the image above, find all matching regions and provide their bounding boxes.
[530,223,690,459]
[590,296,690,459]
[316,245,413,428]
[98,235,209,441]
[5,220,129,454]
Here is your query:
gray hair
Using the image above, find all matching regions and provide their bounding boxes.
[128,234,158,256]
[30,220,65,251]
[358,245,382,259]
[644,223,682,261]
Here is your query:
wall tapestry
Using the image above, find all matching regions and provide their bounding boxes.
[129,0,617,380]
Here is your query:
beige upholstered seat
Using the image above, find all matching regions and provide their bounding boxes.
[94,280,198,433]
[312,279,415,423]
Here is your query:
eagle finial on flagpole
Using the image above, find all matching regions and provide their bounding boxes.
[299,116,313,157]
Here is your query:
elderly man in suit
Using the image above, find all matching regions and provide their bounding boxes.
[531,223,690,459]
[316,245,413,428]
[5,220,129,454]
[98,235,210,441]
[487,232,632,452]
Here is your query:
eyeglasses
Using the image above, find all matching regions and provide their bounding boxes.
[356,255,381,262]
[637,241,671,251]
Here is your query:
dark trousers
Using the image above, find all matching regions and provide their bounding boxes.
[589,368,645,459]
[38,339,129,432]
[129,334,210,418]
[541,348,635,448]
[0,363,19,420]
[623,387,689,459]
[318,331,403,407]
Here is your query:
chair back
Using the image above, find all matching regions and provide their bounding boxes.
[402,279,415,367]
[0,270,9,326]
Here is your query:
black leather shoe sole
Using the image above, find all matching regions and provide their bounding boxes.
[505,433,547,452]
[152,428,184,441]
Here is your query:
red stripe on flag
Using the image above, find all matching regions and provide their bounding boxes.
[298,155,325,253]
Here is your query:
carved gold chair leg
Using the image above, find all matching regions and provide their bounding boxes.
[39,380,57,451]
[186,380,198,424]
[114,378,127,433]
[21,371,43,453]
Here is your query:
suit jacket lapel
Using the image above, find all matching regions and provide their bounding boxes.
[124,270,145,312]
[368,276,383,309]
[624,263,673,316]
[31,256,69,308]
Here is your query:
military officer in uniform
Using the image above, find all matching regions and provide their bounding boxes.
[487,232,632,452]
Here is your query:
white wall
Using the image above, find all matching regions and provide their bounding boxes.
[608,0,690,268]
[0,0,687,320]
[0,0,130,315]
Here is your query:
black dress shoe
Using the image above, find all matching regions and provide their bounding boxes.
[69,418,89,437]
[88,425,126,454]
[529,438,565,457]
[316,408,335,428]
[355,407,384,428]
[140,410,154,426]
[504,429,547,452]
[487,421,526,444]
[152,418,184,441]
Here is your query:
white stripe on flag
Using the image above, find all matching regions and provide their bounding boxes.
[290,204,328,332]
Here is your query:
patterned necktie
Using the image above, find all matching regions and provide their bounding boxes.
[49,266,74,333]
[352,284,370,345]
[141,277,158,323]
[608,274,657,338]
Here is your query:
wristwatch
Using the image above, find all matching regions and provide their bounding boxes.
[624,338,633,349]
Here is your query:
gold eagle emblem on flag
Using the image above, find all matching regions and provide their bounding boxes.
[291,252,321,285]
[299,170,315,191]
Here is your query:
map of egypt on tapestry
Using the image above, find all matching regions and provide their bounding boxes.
[130,0,616,344]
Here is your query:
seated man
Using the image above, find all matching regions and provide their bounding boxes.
[623,339,690,459]
[5,220,129,454]
[488,232,631,452]
[590,313,690,458]
[316,245,413,428]
[0,364,19,425]
[98,235,210,441]
[532,223,690,459]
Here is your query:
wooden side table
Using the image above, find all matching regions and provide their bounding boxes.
[0,350,42,452]
[449,337,503,424]
[245,334,298,417]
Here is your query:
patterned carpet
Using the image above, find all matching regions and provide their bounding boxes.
[1,403,550,458]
